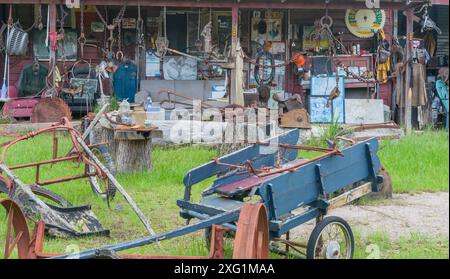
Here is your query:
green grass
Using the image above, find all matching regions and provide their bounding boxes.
[354,231,449,259]
[0,129,448,259]
[378,130,449,193]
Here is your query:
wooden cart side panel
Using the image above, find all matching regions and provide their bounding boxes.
[258,138,380,220]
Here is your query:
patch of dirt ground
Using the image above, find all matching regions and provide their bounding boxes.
[290,192,449,241]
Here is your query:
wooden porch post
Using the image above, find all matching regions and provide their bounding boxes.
[404,8,413,135]
[48,1,57,87]
[230,5,244,106]
[231,5,238,53]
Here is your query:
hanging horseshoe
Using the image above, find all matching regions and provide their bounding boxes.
[116,50,124,62]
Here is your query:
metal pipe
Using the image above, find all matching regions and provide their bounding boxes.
[7,155,80,170]
[51,209,241,259]
[36,173,95,187]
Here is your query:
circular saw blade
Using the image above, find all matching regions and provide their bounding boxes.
[31,97,72,123]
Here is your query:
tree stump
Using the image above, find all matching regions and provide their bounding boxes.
[115,136,153,173]
[93,123,161,174]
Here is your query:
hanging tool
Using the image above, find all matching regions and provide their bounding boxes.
[1,53,8,101]
[78,4,86,58]
[155,6,169,57]
[420,5,442,35]
[327,74,341,108]
[95,5,127,56]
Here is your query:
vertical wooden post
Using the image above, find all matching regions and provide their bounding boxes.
[285,9,291,94]
[49,2,58,87]
[231,5,238,53]
[230,5,244,106]
[404,8,413,135]
[392,10,398,113]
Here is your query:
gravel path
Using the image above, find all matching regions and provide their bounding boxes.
[290,192,449,241]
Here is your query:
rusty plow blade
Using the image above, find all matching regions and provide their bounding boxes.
[0,164,108,237]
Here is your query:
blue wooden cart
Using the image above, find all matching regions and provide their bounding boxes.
[177,129,383,258]
[53,129,384,259]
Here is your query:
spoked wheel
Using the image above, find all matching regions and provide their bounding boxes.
[232,203,269,259]
[89,145,116,201]
[0,198,31,259]
[307,216,354,259]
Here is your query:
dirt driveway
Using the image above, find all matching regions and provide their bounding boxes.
[291,192,449,241]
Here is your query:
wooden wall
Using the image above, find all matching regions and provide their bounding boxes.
[1,6,396,106]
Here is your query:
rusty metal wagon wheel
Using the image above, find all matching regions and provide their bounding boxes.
[306,216,354,259]
[0,198,31,259]
[89,145,116,201]
[232,203,269,259]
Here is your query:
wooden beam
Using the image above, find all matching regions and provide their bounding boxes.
[230,5,244,106]
[49,2,57,87]
[0,0,412,10]
[231,5,238,53]
[328,182,372,210]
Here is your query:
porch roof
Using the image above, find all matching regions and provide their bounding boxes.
[1,0,445,10]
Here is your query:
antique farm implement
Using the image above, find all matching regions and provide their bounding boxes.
[7,128,384,259]
[0,116,158,239]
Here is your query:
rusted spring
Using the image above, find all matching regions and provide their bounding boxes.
[233,203,269,259]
